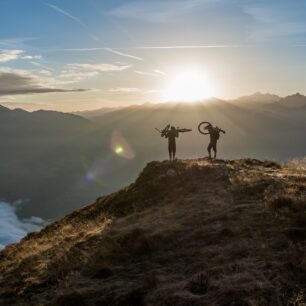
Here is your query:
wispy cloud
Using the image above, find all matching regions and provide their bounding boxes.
[134,70,157,77]
[55,69,99,85]
[153,69,167,76]
[45,3,86,27]
[67,63,131,72]
[22,55,42,60]
[104,48,144,61]
[45,63,132,85]
[38,70,52,76]
[0,49,42,63]
[108,87,143,93]
[0,67,89,96]
[108,87,160,95]
[134,69,167,77]
[30,61,54,71]
[0,49,23,62]
[45,3,99,41]
[57,47,144,61]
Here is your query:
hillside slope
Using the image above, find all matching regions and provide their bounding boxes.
[0,159,306,306]
[0,106,104,218]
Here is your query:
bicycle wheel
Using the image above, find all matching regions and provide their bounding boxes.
[198,121,211,135]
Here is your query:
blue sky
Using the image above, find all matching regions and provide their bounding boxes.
[1,0,306,111]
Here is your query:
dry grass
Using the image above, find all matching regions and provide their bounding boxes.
[0,159,306,305]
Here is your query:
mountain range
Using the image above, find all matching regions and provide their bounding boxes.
[0,92,305,221]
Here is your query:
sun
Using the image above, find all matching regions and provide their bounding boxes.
[162,69,214,102]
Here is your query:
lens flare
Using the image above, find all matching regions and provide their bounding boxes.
[111,130,135,159]
[82,156,106,185]
[115,146,124,155]
[82,131,135,186]
[85,171,95,182]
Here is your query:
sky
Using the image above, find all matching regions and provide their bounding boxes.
[1,0,306,111]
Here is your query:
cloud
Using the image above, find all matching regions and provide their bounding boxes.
[134,69,167,77]
[45,3,86,27]
[0,68,88,96]
[104,48,144,61]
[153,69,167,76]
[57,70,99,84]
[22,55,42,60]
[0,49,42,63]
[67,63,131,72]
[134,70,157,77]
[59,47,144,61]
[45,3,99,41]
[108,87,143,93]
[30,61,54,71]
[108,87,160,95]
[0,202,45,249]
[0,49,24,62]
[38,70,53,76]
[31,63,131,86]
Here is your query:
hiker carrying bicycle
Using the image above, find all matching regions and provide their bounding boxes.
[198,122,225,159]
[156,124,191,161]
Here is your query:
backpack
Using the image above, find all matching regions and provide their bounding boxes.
[213,128,220,140]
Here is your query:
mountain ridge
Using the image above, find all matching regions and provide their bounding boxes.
[72,92,306,118]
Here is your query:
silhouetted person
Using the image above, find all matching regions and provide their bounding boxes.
[166,126,179,161]
[205,124,225,159]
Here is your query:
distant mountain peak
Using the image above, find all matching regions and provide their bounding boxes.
[236,92,280,103]
[279,92,306,108]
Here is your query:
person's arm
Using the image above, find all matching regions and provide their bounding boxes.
[219,128,226,134]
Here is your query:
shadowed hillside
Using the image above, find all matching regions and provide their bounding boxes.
[0,106,139,219]
[0,159,306,305]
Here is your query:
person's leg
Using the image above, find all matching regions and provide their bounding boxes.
[207,142,212,159]
[168,145,172,161]
[173,143,176,161]
[213,142,217,159]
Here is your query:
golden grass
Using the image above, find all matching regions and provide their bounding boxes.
[0,159,305,305]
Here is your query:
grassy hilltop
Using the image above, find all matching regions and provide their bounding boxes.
[0,159,306,305]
